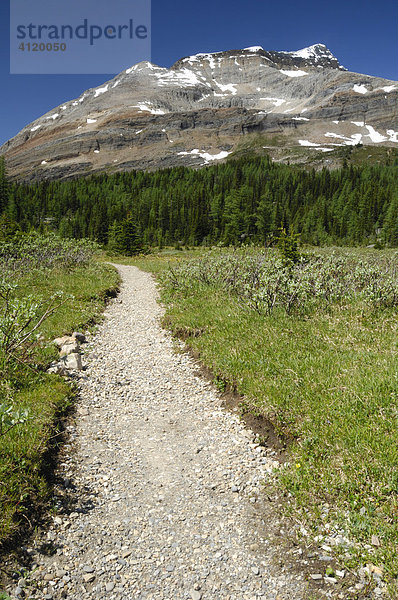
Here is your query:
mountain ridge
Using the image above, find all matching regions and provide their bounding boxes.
[1,43,398,181]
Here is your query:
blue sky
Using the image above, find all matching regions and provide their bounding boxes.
[1,0,398,146]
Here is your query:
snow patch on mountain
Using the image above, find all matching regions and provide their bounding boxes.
[94,85,109,98]
[387,129,398,142]
[153,67,205,87]
[280,70,308,78]
[178,148,231,163]
[283,43,333,60]
[262,97,285,107]
[379,85,396,93]
[353,84,368,94]
[134,103,166,115]
[325,132,363,145]
[365,125,387,143]
[299,140,320,146]
[215,82,237,95]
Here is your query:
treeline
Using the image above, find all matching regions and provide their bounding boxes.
[1,155,398,246]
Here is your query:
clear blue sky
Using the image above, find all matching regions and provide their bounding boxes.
[1,0,398,146]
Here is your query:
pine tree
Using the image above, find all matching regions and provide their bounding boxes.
[107,215,144,255]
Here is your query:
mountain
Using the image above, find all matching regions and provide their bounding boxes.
[1,43,398,181]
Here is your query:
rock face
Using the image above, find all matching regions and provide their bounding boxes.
[1,43,398,181]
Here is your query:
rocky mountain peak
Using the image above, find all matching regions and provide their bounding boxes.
[1,43,397,181]
[280,43,346,70]
[171,42,344,73]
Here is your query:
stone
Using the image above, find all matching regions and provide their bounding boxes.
[105,582,115,592]
[47,362,68,376]
[83,565,95,573]
[83,573,95,583]
[64,352,83,370]
[368,564,384,577]
[335,570,345,578]
[165,564,174,572]
[60,341,80,357]
[53,336,74,348]
[190,591,202,600]
[73,331,87,343]
[56,569,66,577]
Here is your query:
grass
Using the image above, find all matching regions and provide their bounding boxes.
[0,260,119,547]
[104,247,208,274]
[16,262,120,341]
[127,247,398,593]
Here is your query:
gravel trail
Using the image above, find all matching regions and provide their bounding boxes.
[22,265,310,599]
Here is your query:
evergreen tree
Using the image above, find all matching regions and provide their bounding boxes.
[1,154,397,248]
[107,215,144,255]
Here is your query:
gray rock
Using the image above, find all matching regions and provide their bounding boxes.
[64,352,83,370]
[105,582,115,592]
[73,331,87,343]
[47,362,68,376]
[52,335,74,348]
[60,341,80,357]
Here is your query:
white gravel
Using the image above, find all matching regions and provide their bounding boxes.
[16,265,314,599]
